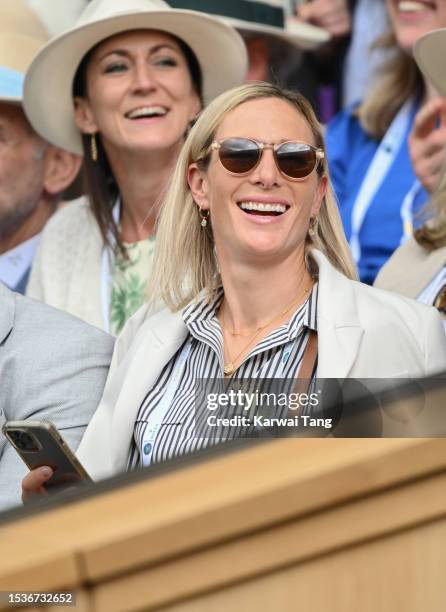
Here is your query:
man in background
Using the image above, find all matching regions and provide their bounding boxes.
[0,3,81,293]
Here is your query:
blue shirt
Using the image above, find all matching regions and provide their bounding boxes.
[326,103,428,284]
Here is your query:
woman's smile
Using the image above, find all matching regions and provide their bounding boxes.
[124,105,169,122]
[75,30,201,156]
[388,0,446,52]
[188,96,327,262]
[237,195,291,223]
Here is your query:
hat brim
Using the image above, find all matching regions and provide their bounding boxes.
[221,16,330,50]
[0,95,22,105]
[414,28,446,96]
[24,8,248,155]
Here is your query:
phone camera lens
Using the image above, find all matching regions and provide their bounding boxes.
[9,430,40,452]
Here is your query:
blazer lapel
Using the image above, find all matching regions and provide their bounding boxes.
[0,283,14,344]
[311,251,364,378]
[111,309,188,471]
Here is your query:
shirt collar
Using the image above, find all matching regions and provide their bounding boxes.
[182,286,224,327]
[0,233,41,290]
[182,283,318,337]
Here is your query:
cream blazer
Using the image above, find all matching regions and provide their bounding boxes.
[77,250,446,481]
[375,237,446,299]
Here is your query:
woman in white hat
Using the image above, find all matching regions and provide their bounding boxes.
[22,82,446,493]
[375,27,446,329]
[24,0,247,334]
[325,0,446,286]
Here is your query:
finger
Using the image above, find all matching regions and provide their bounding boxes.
[413,150,446,193]
[411,127,446,158]
[22,466,53,503]
[319,15,351,36]
[412,99,446,138]
[296,3,316,21]
[411,142,445,174]
[415,150,446,177]
[424,172,444,194]
[425,149,446,176]
[440,103,446,126]
[297,0,349,20]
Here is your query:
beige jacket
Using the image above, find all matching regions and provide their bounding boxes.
[27,197,105,329]
[374,238,446,299]
[77,250,446,481]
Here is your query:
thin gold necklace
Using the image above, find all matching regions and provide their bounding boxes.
[221,284,313,376]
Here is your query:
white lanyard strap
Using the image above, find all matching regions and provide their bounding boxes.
[400,179,422,243]
[100,200,120,333]
[141,337,193,467]
[349,99,414,264]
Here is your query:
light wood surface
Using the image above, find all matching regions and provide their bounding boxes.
[1,437,446,611]
[161,518,446,612]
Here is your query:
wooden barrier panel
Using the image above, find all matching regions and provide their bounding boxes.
[1,380,446,611]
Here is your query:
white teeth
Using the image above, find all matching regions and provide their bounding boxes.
[398,1,429,12]
[239,201,287,213]
[126,106,167,119]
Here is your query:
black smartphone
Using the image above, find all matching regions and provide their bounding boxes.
[2,420,91,491]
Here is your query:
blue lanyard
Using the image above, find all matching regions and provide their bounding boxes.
[349,99,416,264]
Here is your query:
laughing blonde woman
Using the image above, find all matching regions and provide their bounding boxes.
[22,82,446,497]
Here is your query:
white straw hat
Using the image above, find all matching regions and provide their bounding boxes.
[1,1,49,41]
[0,34,47,105]
[0,1,48,104]
[23,0,248,155]
[26,0,88,36]
[168,0,330,50]
[414,28,446,96]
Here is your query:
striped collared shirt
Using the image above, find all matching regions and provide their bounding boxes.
[128,285,318,469]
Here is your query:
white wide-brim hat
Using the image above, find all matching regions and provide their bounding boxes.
[0,33,47,104]
[414,28,446,96]
[1,0,49,40]
[23,0,248,155]
[168,0,330,50]
[0,0,48,104]
[26,0,88,36]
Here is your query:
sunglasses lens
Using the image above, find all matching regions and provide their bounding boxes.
[276,143,317,179]
[218,138,260,174]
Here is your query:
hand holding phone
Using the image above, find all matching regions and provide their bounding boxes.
[2,421,91,501]
[21,466,54,502]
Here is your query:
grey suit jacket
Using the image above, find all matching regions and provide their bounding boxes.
[0,282,114,511]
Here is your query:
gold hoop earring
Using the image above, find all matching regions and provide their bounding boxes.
[91,133,98,162]
[308,216,318,239]
[199,208,210,228]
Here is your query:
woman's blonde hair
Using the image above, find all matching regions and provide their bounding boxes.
[414,177,446,251]
[357,32,423,139]
[149,82,357,311]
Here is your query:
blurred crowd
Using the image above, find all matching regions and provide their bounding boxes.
[1,0,446,510]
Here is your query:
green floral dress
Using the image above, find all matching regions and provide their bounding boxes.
[109,237,156,336]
